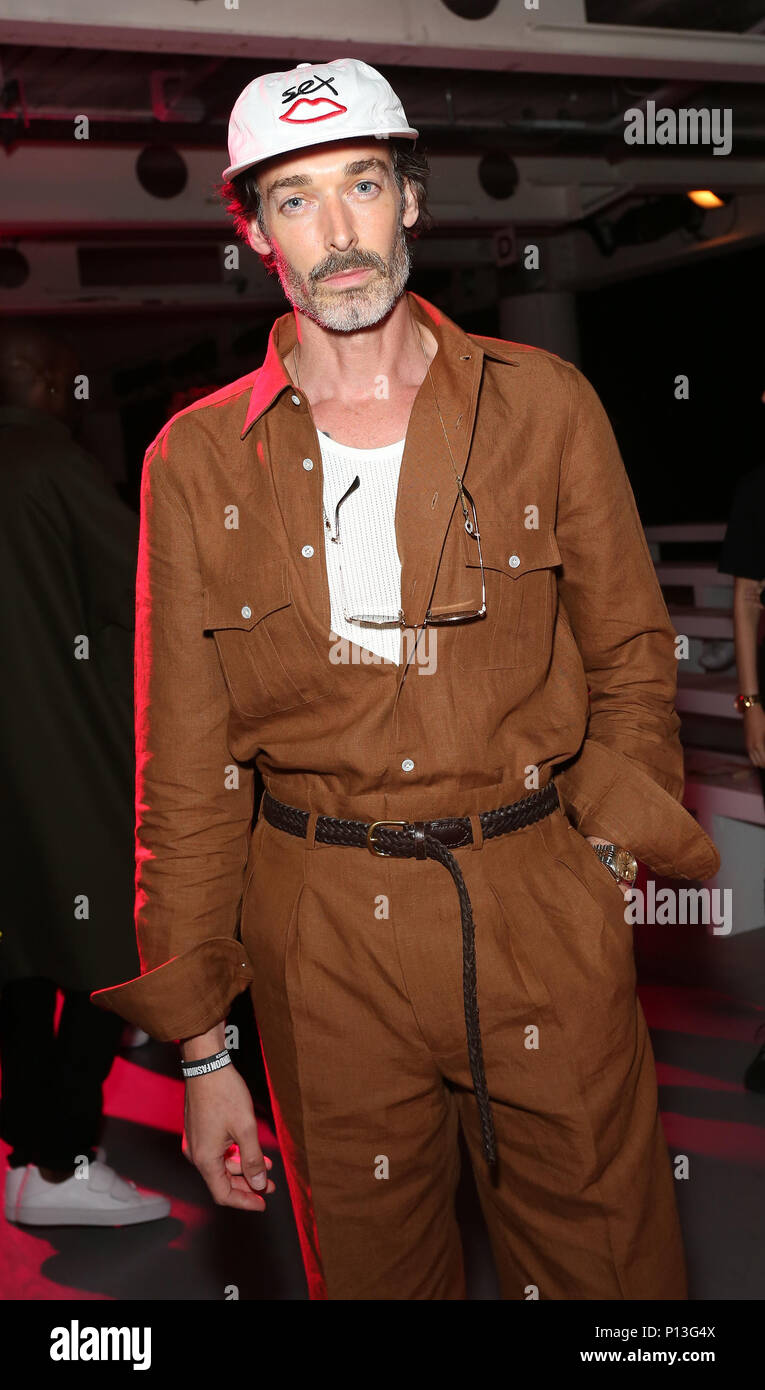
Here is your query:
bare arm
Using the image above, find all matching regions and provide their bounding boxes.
[733,576,765,769]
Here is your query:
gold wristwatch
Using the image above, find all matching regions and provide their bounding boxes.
[592,843,638,884]
[734,693,761,713]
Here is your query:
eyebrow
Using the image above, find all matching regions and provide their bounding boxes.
[264,157,390,202]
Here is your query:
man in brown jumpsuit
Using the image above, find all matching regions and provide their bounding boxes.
[93,59,720,1300]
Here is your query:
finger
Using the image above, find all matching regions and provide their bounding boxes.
[224,1150,274,1173]
[224,1142,243,1175]
[227,1150,273,1169]
[218,1143,275,1190]
[206,1172,267,1211]
[229,1172,276,1197]
[236,1121,270,1191]
[215,1180,267,1211]
[224,1148,275,1189]
[199,1156,269,1211]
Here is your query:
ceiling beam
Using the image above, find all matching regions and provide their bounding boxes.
[1,0,765,83]
[2,144,763,239]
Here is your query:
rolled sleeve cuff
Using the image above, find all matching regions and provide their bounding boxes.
[89,937,255,1042]
[554,740,721,880]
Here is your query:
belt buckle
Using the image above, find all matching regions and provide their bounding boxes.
[366,819,408,856]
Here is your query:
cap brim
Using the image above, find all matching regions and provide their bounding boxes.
[221,125,420,183]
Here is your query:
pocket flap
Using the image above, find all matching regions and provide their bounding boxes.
[202,562,290,631]
[463,519,561,577]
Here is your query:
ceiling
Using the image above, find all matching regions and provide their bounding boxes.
[3,44,765,156]
[1,0,764,315]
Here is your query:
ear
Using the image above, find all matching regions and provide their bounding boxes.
[246,217,272,256]
[400,176,419,231]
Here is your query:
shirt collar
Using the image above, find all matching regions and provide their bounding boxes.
[239,290,520,440]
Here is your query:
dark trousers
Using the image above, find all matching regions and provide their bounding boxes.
[0,977,124,1172]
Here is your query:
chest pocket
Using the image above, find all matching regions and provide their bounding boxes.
[202,561,333,719]
[455,518,561,670]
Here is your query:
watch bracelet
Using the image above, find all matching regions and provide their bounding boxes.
[592,842,636,883]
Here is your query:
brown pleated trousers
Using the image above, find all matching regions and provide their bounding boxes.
[241,803,688,1301]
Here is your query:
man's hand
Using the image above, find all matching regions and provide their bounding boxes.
[743,702,765,769]
[181,1024,276,1212]
[585,835,634,898]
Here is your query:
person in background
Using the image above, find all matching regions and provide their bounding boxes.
[717,458,765,1092]
[0,323,170,1224]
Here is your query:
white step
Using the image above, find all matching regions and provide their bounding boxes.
[655,561,732,589]
[645,524,727,543]
[669,606,733,638]
[683,749,765,827]
[676,673,739,719]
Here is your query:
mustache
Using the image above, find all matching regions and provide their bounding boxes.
[310,251,388,282]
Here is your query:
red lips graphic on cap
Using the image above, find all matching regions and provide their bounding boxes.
[280,97,347,124]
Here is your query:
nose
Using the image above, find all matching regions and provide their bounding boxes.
[319,194,358,257]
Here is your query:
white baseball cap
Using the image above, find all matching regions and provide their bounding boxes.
[222,57,419,182]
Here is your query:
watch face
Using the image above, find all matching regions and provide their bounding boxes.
[614,849,638,883]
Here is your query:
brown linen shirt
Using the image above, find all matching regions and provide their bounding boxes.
[91,290,719,1040]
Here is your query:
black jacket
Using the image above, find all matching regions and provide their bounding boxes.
[0,406,140,991]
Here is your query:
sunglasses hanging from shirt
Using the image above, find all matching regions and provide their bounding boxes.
[295,312,487,630]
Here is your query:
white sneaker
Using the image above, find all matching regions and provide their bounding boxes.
[5,1159,171,1227]
[4,1164,27,1222]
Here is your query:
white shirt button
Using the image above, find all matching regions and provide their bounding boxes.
[508,554,521,568]
[291,393,301,406]
[301,544,314,558]
[302,458,314,470]
[401,758,415,772]
[241,605,252,619]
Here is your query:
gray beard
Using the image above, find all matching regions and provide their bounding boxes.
[270,218,412,332]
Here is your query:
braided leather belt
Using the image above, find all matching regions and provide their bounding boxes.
[261,779,560,1168]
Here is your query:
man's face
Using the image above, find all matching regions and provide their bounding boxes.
[248,139,419,331]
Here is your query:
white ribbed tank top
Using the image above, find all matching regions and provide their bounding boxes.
[318,429,405,665]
